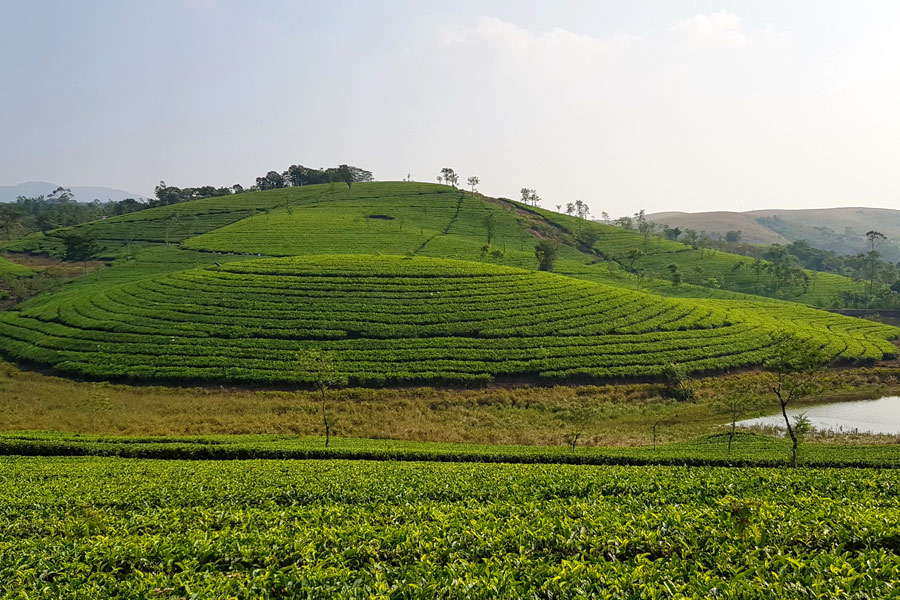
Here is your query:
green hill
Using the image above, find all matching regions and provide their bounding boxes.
[525,204,865,306]
[1,181,898,386]
[1,254,895,386]
[6,181,876,307]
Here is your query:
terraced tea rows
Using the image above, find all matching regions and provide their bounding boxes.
[1,255,895,385]
[0,256,32,277]
[181,186,556,270]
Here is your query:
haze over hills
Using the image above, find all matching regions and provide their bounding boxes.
[0,182,147,203]
[648,207,900,261]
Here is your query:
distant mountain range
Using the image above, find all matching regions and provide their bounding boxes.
[0,182,147,203]
[647,207,900,262]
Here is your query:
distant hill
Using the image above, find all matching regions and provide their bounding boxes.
[0,182,146,203]
[647,207,900,261]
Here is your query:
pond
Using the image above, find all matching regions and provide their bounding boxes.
[737,396,900,435]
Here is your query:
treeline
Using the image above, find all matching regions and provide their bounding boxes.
[0,164,374,240]
[254,164,373,191]
[0,187,145,239]
[150,164,374,205]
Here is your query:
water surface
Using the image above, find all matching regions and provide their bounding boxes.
[737,396,900,435]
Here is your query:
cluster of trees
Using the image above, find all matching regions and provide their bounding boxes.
[151,182,234,207]
[257,164,373,191]
[154,164,375,206]
[435,168,481,194]
[564,200,590,220]
[520,188,541,207]
[0,187,146,239]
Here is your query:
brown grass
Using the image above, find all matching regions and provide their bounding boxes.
[3,360,900,446]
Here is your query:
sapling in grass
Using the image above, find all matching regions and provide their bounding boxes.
[765,334,828,467]
[296,350,347,448]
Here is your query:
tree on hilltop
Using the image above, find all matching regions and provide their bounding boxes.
[255,171,286,191]
[467,175,480,193]
[440,168,459,188]
[337,164,354,189]
[520,188,541,207]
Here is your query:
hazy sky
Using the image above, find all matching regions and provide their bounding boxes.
[3,1,900,215]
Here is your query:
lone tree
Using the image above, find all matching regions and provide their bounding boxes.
[483,212,496,245]
[296,350,348,448]
[719,392,759,453]
[765,334,828,467]
[666,263,682,288]
[337,164,354,190]
[865,230,886,297]
[634,209,654,252]
[535,240,558,272]
[725,230,742,243]
[60,229,100,263]
[467,175,480,193]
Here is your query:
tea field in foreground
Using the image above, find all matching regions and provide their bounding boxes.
[2,457,899,598]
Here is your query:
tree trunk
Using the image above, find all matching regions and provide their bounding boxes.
[320,386,330,449]
[779,399,797,467]
[728,420,735,453]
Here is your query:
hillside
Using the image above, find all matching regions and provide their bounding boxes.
[1,254,895,385]
[6,182,882,308]
[526,204,868,307]
[1,181,898,386]
[0,256,32,278]
[648,207,900,261]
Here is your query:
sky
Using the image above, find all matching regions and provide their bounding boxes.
[3,1,900,216]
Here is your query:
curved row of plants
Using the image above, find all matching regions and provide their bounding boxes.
[0,255,895,386]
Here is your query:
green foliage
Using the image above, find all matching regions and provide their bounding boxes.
[0,253,896,386]
[525,204,877,307]
[534,240,558,271]
[0,256,32,277]
[662,362,695,402]
[59,229,101,261]
[1,455,900,596]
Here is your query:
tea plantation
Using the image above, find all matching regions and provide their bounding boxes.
[2,457,900,598]
[0,253,896,385]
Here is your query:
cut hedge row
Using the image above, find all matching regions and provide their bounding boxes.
[1,254,896,385]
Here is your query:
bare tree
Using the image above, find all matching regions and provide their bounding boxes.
[296,350,348,448]
[719,393,758,453]
[765,334,828,466]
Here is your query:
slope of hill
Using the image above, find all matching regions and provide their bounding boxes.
[648,211,791,245]
[526,205,866,307]
[648,207,900,261]
[1,254,895,386]
[0,181,146,203]
[7,182,881,308]
[1,181,898,386]
[0,256,33,278]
